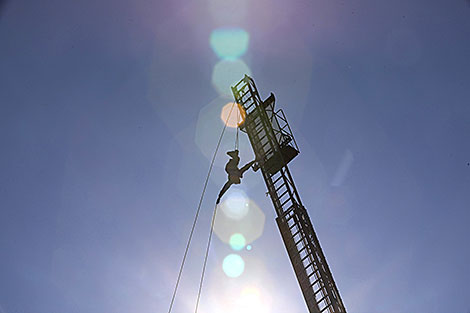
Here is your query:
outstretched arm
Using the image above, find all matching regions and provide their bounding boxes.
[239,160,256,175]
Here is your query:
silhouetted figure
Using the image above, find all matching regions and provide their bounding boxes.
[216,150,255,204]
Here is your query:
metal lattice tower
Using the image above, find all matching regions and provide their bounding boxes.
[232,75,347,313]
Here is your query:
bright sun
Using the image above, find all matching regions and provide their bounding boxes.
[231,287,268,313]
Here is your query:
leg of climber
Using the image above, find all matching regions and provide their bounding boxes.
[216,180,233,204]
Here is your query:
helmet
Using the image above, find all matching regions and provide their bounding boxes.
[226,150,239,158]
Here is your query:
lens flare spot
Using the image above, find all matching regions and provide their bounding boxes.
[214,195,265,245]
[223,254,245,278]
[195,97,252,164]
[220,102,246,128]
[223,190,249,220]
[210,28,250,60]
[212,59,251,96]
[246,245,252,251]
[229,233,246,251]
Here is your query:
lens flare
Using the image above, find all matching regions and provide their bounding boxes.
[222,254,245,278]
[195,97,251,165]
[214,195,265,244]
[223,189,249,220]
[212,59,251,96]
[229,233,246,251]
[220,102,246,128]
[210,28,250,60]
[233,287,269,313]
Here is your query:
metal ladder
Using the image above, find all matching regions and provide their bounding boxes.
[232,75,347,313]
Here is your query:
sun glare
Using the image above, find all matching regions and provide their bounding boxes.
[222,189,249,219]
[213,194,265,245]
[220,102,246,128]
[232,287,268,313]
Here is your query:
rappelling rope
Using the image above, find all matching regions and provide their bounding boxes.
[194,200,218,313]
[167,101,238,313]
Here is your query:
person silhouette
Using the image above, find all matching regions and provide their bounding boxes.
[216,150,255,204]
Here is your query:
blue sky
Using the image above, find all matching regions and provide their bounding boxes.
[1,0,469,313]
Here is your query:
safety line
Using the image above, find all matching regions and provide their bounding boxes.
[167,101,238,313]
[194,201,218,313]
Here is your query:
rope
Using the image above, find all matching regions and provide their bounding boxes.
[194,202,218,313]
[167,101,238,313]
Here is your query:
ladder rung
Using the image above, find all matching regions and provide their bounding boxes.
[273,173,284,183]
[317,294,328,306]
[259,140,271,151]
[252,141,263,150]
[252,128,266,139]
[280,197,291,208]
[254,125,265,136]
[234,85,245,93]
[259,137,271,147]
[241,93,251,102]
[288,219,297,230]
[240,89,250,98]
[246,113,260,122]
[241,98,251,107]
[278,189,289,200]
[291,229,301,238]
[284,207,300,217]
[243,99,254,107]
[234,80,247,88]
[272,174,283,185]
[244,103,255,111]
[252,140,267,151]
[314,285,325,296]
[263,147,274,157]
[253,129,266,140]
[275,182,286,192]
[238,94,251,105]
[244,95,255,103]
[311,279,322,291]
[272,182,284,192]
[280,206,294,216]
[248,117,264,130]
[300,251,311,262]
[285,217,295,227]
[305,260,315,271]
[255,144,272,157]
[294,236,305,246]
[252,121,265,132]
[298,245,307,254]
[271,181,283,191]
[273,187,284,199]
[320,302,332,313]
[309,269,319,280]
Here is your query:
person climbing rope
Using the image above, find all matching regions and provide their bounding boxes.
[216,150,256,204]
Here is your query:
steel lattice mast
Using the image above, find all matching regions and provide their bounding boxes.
[232,75,347,313]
